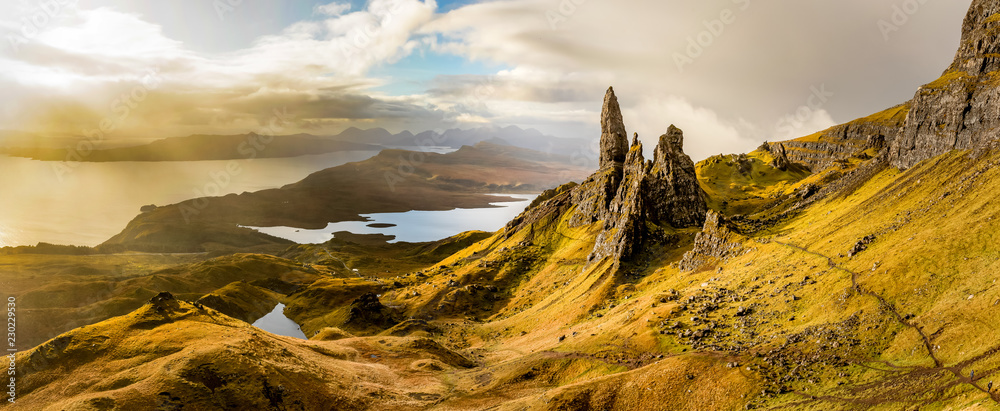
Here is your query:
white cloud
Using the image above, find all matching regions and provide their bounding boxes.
[0,0,449,137]
[773,108,838,142]
[0,0,974,154]
[623,95,755,162]
[419,0,968,149]
[315,2,352,17]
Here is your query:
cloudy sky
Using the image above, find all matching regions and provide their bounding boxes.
[0,0,972,160]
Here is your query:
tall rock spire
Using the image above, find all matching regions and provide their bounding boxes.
[599,87,629,168]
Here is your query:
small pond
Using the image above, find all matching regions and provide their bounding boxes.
[251,303,307,339]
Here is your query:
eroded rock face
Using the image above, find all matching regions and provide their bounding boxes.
[590,136,649,263]
[345,292,396,330]
[589,127,707,265]
[646,126,708,228]
[784,119,901,171]
[890,0,1000,169]
[510,87,707,267]
[679,211,743,272]
[569,87,631,227]
[770,143,790,171]
[600,87,630,168]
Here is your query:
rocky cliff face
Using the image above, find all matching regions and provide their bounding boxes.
[590,137,649,263]
[782,107,905,171]
[569,88,630,227]
[646,126,709,228]
[890,0,1000,169]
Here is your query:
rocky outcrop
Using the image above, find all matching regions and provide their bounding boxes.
[890,0,1000,169]
[646,126,709,228]
[770,143,790,171]
[950,0,1000,74]
[589,127,708,265]
[600,87,630,168]
[507,87,707,268]
[569,88,631,227]
[344,293,397,331]
[590,136,650,263]
[679,211,743,272]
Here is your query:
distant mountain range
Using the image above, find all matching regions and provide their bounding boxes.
[0,126,592,162]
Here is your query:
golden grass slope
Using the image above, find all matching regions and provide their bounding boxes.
[1,253,322,348]
[7,294,467,410]
[375,147,1000,409]
[8,146,1000,410]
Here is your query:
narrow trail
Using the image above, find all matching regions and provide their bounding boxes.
[773,240,1000,405]
[322,247,363,278]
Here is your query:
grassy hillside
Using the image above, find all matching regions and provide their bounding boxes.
[0,253,323,348]
[9,134,1000,409]
[9,294,473,410]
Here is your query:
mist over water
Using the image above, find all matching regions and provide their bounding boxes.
[0,151,381,247]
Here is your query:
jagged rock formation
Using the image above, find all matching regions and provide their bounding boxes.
[890,0,1000,168]
[587,124,708,264]
[646,126,708,228]
[770,143,790,171]
[580,92,707,264]
[519,87,707,267]
[568,88,631,228]
[679,211,743,272]
[590,135,650,263]
[600,87,630,168]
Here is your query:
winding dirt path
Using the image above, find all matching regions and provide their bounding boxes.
[774,240,1000,405]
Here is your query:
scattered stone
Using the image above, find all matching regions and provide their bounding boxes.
[848,235,876,257]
